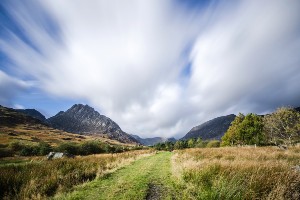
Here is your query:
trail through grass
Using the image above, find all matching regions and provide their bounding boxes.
[57,152,174,200]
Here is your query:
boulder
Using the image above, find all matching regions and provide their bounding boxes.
[47,152,75,160]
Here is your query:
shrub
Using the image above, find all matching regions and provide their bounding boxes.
[0,148,14,158]
[38,142,53,155]
[9,141,26,152]
[56,142,79,155]
[80,141,104,155]
[206,140,220,148]
[19,145,38,156]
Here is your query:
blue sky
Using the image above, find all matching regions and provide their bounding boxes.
[1,0,300,138]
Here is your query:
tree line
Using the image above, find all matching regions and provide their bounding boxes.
[153,139,221,151]
[221,107,300,146]
[153,106,300,151]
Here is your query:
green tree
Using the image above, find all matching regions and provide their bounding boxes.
[187,138,196,148]
[165,141,174,151]
[264,107,300,145]
[221,113,265,146]
[206,140,220,148]
[238,113,265,145]
[174,140,186,150]
[221,113,245,146]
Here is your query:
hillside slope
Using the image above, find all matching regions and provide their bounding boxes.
[182,114,236,140]
[15,109,46,122]
[0,105,132,147]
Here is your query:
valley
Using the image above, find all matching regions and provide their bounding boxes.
[1,104,300,199]
[1,1,300,199]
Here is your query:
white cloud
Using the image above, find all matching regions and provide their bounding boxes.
[1,0,300,138]
[188,0,300,117]
[14,104,25,109]
[0,70,30,107]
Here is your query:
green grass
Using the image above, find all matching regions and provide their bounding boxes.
[0,150,151,199]
[0,159,30,166]
[57,152,174,200]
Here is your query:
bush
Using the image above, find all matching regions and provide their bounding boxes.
[38,142,53,155]
[80,141,104,155]
[206,140,220,148]
[9,141,26,152]
[56,142,78,155]
[19,145,39,156]
[0,148,14,158]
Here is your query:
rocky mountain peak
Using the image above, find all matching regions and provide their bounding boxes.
[47,104,137,144]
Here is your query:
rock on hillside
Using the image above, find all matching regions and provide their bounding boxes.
[131,134,176,146]
[182,114,236,140]
[47,104,138,144]
[16,109,46,122]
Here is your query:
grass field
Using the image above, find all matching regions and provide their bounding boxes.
[1,146,299,200]
[172,146,300,200]
[57,152,174,200]
[0,150,153,200]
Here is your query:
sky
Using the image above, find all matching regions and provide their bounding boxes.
[1,0,300,139]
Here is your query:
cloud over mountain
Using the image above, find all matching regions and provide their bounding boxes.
[1,0,300,138]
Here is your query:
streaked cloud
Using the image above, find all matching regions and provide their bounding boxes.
[0,70,30,106]
[0,0,300,138]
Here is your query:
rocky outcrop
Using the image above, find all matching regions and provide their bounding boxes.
[182,114,236,140]
[47,104,138,144]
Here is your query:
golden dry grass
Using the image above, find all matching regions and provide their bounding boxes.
[172,147,300,200]
[0,150,154,200]
[0,124,135,148]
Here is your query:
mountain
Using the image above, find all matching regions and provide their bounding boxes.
[131,134,176,146]
[0,105,45,127]
[182,114,236,140]
[15,109,46,122]
[0,105,135,150]
[47,104,138,144]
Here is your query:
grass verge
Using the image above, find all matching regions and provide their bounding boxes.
[57,152,174,200]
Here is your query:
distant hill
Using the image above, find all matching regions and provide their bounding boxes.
[0,105,46,127]
[15,109,46,122]
[182,114,236,140]
[0,105,133,147]
[47,104,138,144]
[131,134,176,146]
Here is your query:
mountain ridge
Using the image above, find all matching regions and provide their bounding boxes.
[15,108,46,122]
[182,114,236,140]
[47,104,138,144]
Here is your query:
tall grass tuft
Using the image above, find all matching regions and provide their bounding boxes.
[0,150,152,200]
[172,146,300,200]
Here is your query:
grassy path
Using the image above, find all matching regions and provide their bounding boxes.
[58,152,174,200]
